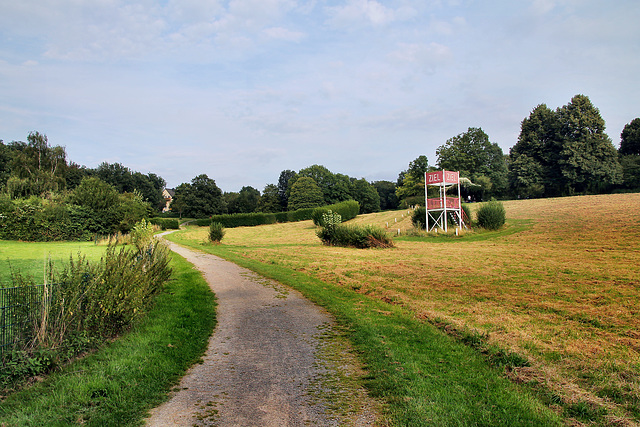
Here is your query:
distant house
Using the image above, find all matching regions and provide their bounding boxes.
[162,188,175,212]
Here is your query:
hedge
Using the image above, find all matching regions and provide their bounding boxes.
[312,200,360,226]
[149,217,180,230]
[195,208,316,228]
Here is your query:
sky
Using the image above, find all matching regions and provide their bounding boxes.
[1,0,639,192]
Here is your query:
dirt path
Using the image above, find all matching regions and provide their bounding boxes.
[146,236,382,426]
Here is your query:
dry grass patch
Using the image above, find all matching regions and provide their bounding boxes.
[176,193,640,423]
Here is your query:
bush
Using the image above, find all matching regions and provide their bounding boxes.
[317,222,393,249]
[312,200,360,226]
[412,204,472,230]
[209,222,225,243]
[476,200,506,230]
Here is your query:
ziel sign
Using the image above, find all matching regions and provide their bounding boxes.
[426,170,459,185]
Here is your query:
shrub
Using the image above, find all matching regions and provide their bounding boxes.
[209,222,225,243]
[412,204,472,230]
[312,200,360,226]
[130,218,154,251]
[476,200,506,230]
[317,222,393,249]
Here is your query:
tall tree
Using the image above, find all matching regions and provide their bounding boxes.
[351,179,381,213]
[372,180,398,210]
[277,169,297,210]
[7,132,67,197]
[556,94,621,193]
[257,184,282,213]
[619,118,640,189]
[287,177,324,210]
[172,174,227,218]
[436,128,508,198]
[620,118,640,156]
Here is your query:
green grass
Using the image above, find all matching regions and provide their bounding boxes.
[0,241,109,285]
[0,252,216,426]
[166,232,562,426]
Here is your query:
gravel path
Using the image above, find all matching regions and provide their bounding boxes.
[146,236,381,426]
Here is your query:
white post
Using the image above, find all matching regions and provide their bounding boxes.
[425,172,429,232]
[442,170,448,233]
[457,171,462,228]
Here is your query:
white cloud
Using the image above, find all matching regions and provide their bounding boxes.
[262,27,306,42]
[325,0,415,27]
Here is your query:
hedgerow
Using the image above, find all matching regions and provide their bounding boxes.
[196,208,317,228]
[312,200,360,226]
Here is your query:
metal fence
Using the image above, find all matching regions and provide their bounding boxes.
[0,284,50,354]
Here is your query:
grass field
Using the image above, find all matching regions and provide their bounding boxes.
[0,241,109,285]
[169,193,640,425]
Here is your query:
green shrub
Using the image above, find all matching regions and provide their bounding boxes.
[130,219,154,251]
[287,208,315,222]
[317,223,393,249]
[476,200,506,230]
[312,200,360,226]
[412,204,472,230]
[411,206,427,229]
[209,222,225,243]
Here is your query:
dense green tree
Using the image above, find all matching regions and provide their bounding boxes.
[172,174,226,218]
[68,177,148,234]
[95,162,165,211]
[407,155,430,180]
[620,118,640,156]
[509,104,560,196]
[277,170,297,210]
[226,186,260,214]
[0,140,11,191]
[6,132,68,197]
[257,184,282,213]
[372,180,398,210]
[294,165,353,205]
[510,96,622,196]
[556,94,621,193]
[395,155,432,203]
[436,128,508,198]
[620,155,640,189]
[287,177,324,210]
[351,179,380,213]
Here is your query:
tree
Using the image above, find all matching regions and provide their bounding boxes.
[395,155,431,202]
[620,118,640,189]
[226,186,260,213]
[620,118,640,156]
[172,174,227,218]
[372,181,398,210]
[295,165,352,205]
[96,162,165,212]
[509,104,560,197]
[287,177,324,210]
[351,179,380,213]
[436,128,508,198]
[7,132,68,197]
[556,94,621,193]
[277,170,297,210]
[257,184,282,213]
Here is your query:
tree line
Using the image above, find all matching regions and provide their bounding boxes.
[0,132,166,239]
[2,93,638,234]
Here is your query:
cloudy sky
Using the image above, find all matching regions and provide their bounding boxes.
[1,0,639,191]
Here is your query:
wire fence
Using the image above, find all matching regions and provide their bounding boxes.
[0,284,51,354]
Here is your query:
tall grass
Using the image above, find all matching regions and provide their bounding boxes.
[1,237,172,392]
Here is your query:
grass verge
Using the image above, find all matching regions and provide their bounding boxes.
[0,252,216,426]
[166,232,562,426]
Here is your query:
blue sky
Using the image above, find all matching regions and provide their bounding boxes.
[1,0,639,191]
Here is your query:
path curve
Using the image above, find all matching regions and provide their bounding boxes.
[146,234,380,426]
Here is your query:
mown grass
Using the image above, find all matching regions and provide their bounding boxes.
[0,241,109,285]
[0,252,216,426]
[167,193,640,426]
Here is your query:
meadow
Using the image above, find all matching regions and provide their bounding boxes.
[0,241,108,285]
[169,193,640,425]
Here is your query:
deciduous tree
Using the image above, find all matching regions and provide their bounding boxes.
[287,177,324,210]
